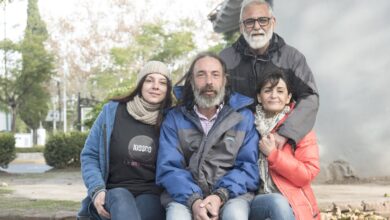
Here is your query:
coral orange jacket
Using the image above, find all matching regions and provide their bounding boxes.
[268,115,321,220]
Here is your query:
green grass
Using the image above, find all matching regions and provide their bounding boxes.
[0,188,13,195]
[0,187,79,217]
[0,167,80,180]
[0,168,81,218]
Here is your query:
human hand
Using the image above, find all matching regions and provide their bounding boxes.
[200,195,222,220]
[192,199,211,220]
[259,133,276,156]
[273,132,288,149]
[93,191,110,219]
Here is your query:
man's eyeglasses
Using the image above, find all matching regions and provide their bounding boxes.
[241,17,272,29]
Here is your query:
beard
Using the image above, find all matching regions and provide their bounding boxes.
[243,25,274,50]
[193,82,226,109]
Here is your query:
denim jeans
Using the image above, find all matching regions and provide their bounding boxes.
[166,197,250,220]
[249,193,295,220]
[91,187,165,220]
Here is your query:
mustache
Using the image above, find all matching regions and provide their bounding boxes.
[199,85,217,95]
[250,30,266,37]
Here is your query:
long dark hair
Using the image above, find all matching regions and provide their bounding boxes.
[110,74,173,128]
[175,51,231,109]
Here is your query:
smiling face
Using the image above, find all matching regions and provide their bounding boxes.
[240,2,275,53]
[141,73,168,104]
[257,79,291,115]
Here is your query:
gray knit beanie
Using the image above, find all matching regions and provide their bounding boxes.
[137,61,170,84]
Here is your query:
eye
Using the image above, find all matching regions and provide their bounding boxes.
[243,18,255,27]
[258,17,270,25]
[212,72,221,78]
[195,72,205,77]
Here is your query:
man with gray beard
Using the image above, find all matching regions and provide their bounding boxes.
[156,52,259,220]
[220,0,319,149]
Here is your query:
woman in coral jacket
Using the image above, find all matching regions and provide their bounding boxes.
[249,69,320,220]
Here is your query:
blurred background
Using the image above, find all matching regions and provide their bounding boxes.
[1,0,389,177]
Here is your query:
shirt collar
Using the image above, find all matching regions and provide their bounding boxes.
[194,103,224,121]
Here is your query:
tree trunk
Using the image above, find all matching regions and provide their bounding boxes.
[32,129,37,145]
[11,105,17,132]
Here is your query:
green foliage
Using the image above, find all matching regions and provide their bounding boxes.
[83,85,132,129]
[0,0,54,132]
[44,132,88,168]
[24,0,48,40]
[0,132,16,168]
[133,22,196,63]
[208,30,240,53]
[19,85,50,129]
[223,30,241,45]
[15,145,44,153]
[107,21,196,88]
[83,102,105,129]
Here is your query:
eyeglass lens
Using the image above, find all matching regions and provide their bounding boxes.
[243,17,271,28]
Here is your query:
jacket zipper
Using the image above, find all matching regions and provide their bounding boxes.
[300,188,316,218]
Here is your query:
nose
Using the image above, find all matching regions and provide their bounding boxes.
[152,81,160,90]
[253,20,261,30]
[270,90,277,98]
[205,74,213,85]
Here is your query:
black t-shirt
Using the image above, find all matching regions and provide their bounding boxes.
[106,103,162,196]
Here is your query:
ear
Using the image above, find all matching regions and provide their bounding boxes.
[287,93,292,104]
[256,93,262,104]
[239,23,244,34]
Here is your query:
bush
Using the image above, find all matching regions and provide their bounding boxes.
[16,145,45,153]
[0,132,16,168]
[44,132,88,169]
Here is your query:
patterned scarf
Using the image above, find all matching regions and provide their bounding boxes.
[126,95,161,125]
[254,104,290,194]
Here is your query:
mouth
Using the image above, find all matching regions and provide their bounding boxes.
[251,30,266,36]
[149,92,161,96]
[202,90,217,96]
[252,32,265,37]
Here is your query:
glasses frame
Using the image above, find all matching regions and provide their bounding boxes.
[241,17,272,29]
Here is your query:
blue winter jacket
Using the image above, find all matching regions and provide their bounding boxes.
[156,92,260,208]
[78,101,118,219]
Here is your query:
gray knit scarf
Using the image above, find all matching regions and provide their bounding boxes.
[254,104,290,194]
[126,95,161,125]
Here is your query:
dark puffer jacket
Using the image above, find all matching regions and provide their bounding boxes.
[220,33,319,144]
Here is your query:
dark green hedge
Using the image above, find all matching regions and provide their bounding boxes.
[0,132,16,168]
[16,145,45,153]
[44,132,87,168]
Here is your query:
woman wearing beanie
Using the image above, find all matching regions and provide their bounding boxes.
[78,61,172,220]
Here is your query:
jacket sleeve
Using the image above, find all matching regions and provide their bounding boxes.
[213,110,259,199]
[80,104,107,199]
[267,131,320,187]
[278,50,319,144]
[156,110,203,207]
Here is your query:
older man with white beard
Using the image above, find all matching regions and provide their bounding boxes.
[220,0,319,150]
[156,52,259,220]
